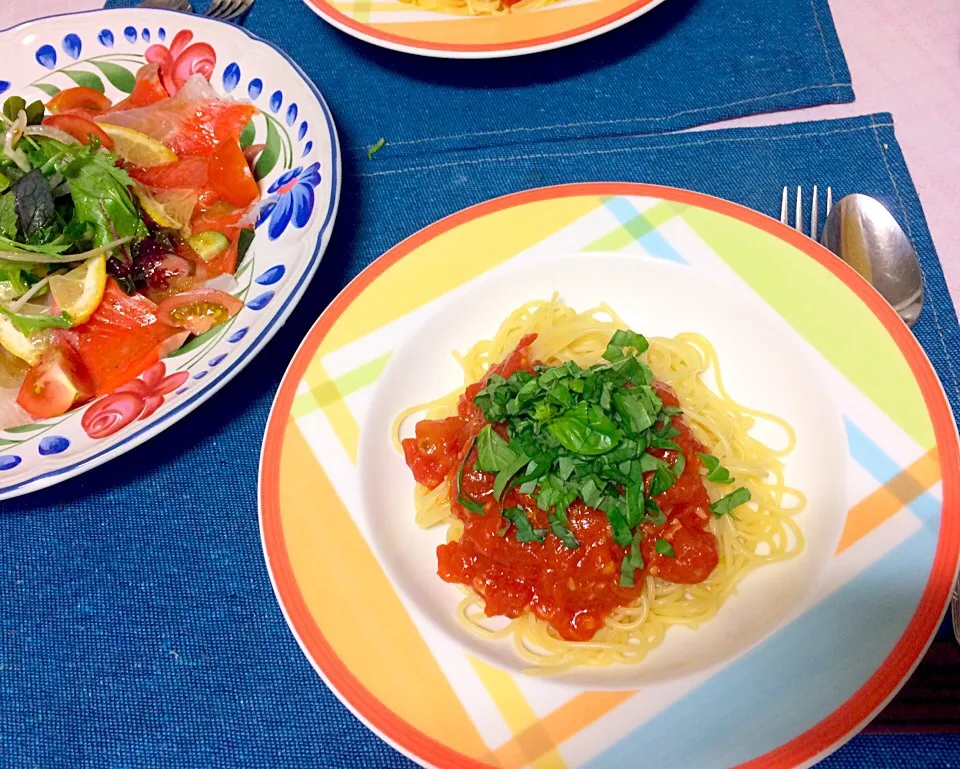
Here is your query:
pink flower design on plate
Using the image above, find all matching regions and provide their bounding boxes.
[145,30,216,96]
[81,362,189,440]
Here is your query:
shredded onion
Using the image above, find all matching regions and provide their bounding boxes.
[9,275,53,313]
[23,124,79,145]
[0,236,135,264]
[3,110,30,173]
[202,273,241,295]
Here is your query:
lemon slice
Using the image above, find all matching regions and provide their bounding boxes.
[98,124,178,167]
[133,185,198,231]
[0,314,45,366]
[49,254,108,326]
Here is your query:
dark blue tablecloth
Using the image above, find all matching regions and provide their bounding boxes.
[3,107,959,766]
[102,0,854,153]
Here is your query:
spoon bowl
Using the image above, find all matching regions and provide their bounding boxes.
[820,193,923,326]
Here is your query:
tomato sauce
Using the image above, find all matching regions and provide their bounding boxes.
[401,336,719,643]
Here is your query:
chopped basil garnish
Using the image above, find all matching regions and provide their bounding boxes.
[698,452,734,484]
[502,507,547,544]
[466,329,700,552]
[619,533,645,587]
[655,539,676,558]
[549,516,580,548]
[710,487,751,518]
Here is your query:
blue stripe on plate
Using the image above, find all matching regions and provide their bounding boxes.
[845,419,901,483]
[603,198,686,264]
[583,528,934,769]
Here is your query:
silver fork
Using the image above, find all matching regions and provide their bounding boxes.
[779,185,833,241]
[138,0,255,22]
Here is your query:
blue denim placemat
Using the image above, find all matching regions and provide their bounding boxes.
[101,0,854,154]
[2,112,959,767]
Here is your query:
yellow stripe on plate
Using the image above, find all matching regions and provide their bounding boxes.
[469,657,567,769]
[320,196,604,357]
[280,422,492,761]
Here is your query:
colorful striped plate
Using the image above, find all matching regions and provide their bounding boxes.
[301,0,668,58]
[259,184,960,768]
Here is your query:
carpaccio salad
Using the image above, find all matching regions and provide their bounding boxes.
[0,42,261,428]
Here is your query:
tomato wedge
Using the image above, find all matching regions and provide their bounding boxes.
[17,342,95,419]
[109,63,169,112]
[209,140,259,207]
[63,280,185,396]
[46,87,112,115]
[156,288,243,335]
[43,114,115,149]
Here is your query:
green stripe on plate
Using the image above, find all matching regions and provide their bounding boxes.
[291,351,393,419]
[681,205,934,450]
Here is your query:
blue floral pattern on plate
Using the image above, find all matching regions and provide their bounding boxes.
[256,163,322,241]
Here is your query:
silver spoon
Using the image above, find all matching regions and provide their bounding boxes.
[820,193,924,327]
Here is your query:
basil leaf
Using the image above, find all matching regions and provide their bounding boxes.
[580,476,603,508]
[643,498,666,525]
[456,437,485,516]
[619,533,645,587]
[710,487,751,518]
[547,401,621,456]
[602,329,649,362]
[493,452,530,500]
[549,516,580,549]
[698,452,734,484]
[673,450,686,478]
[557,456,576,481]
[2,96,26,122]
[497,523,509,537]
[648,464,675,498]
[639,453,662,473]
[626,484,644,527]
[14,169,55,238]
[502,507,547,544]
[655,539,676,558]
[612,391,656,433]
[603,504,632,547]
[476,424,518,473]
[24,100,45,126]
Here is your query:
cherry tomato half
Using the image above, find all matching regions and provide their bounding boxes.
[43,114,115,150]
[46,86,112,115]
[156,288,243,336]
[17,342,95,419]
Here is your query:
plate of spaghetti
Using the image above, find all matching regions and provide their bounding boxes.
[300,0,669,58]
[260,184,960,768]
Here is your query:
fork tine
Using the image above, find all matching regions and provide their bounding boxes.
[826,186,833,215]
[780,186,788,225]
[794,186,802,232]
[811,185,819,240]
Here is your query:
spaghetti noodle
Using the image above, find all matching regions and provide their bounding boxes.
[395,297,805,673]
